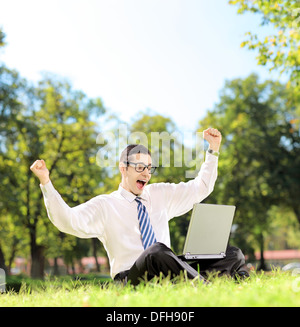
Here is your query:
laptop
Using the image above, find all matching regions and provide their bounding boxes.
[179,203,236,260]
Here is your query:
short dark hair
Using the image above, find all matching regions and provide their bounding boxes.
[120,144,151,163]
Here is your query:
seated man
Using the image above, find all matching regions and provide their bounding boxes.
[30,128,247,285]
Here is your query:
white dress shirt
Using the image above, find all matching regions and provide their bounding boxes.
[40,152,218,278]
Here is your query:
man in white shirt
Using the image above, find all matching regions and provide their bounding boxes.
[30,128,247,285]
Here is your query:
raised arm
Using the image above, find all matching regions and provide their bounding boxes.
[149,128,222,219]
[30,159,104,238]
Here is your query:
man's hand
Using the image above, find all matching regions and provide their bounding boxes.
[30,159,50,185]
[203,128,222,152]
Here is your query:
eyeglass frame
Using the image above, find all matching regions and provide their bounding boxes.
[123,161,157,174]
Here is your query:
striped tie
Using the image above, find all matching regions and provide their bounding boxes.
[135,197,157,249]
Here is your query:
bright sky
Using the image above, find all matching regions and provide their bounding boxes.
[0,0,281,133]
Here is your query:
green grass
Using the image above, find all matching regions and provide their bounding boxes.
[1,270,300,307]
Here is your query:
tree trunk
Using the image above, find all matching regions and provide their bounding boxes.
[30,224,45,279]
[53,257,60,276]
[71,259,75,275]
[0,242,8,275]
[258,233,266,271]
[7,237,18,275]
[31,244,45,279]
[92,238,100,272]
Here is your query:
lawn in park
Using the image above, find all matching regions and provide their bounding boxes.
[1,270,300,307]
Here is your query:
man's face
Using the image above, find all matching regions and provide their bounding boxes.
[120,153,152,196]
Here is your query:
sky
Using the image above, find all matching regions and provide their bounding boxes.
[0,0,282,134]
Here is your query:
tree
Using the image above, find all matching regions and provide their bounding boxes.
[0,70,107,278]
[0,30,5,48]
[0,62,32,274]
[229,0,300,93]
[197,73,300,268]
[32,76,106,277]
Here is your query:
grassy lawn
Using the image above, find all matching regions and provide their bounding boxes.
[1,270,299,307]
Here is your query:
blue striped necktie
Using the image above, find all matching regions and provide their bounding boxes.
[135,197,157,249]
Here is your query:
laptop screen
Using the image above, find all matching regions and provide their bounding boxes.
[183,204,235,255]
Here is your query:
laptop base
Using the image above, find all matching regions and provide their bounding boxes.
[178,252,226,261]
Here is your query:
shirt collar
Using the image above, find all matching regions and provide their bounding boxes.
[118,184,147,203]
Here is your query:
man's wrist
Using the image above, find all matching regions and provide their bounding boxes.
[208,148,220,157]
[208,145,220,153]
[40,177,50,186]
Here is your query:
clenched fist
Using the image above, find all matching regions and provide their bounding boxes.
[30,159,50,185]
[203,128,222,152]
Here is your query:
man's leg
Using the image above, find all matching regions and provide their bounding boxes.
[189,245,248,278]
[125,242,206,286]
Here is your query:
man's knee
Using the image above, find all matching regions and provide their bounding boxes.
[144,242,172,261]
[234,247,245,264]
[227,246,246,269]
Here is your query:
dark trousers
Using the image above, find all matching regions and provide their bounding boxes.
[114,242,246,286]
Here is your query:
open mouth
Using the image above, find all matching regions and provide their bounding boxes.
[136,180,147,190]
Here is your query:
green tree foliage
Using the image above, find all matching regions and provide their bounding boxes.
[0,62,32,274]
[0,60,107,277]
[197,73,300,268]
[229,0,300,92]
[0,29,6,48]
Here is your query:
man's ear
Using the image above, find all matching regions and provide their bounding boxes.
[119,162,126,174]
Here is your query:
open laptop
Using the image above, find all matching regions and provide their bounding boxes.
[179,203,236,260]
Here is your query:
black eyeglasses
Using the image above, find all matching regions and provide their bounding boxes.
[124,161,157,174]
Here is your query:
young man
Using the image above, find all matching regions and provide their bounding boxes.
[30,128,246,285]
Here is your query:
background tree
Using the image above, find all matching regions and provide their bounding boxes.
[229,0,300,93]
[197,73,299,268]
[0,65,107,277]
[0,28,32,273]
